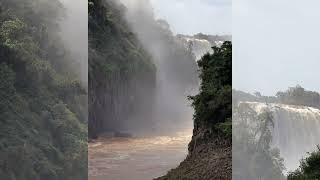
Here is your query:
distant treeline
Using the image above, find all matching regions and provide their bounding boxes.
[233,85,320,108]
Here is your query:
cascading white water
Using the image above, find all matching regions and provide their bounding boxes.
[176,34,229,61]
[241,102,320,173]
[178,37,213,60]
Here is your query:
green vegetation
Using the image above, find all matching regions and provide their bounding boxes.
[189,41,232,139]
[88,0,156,138]
[158,42,232,180]
[288,146,320,180]
[0,0,87,179]
[88,0,155,76]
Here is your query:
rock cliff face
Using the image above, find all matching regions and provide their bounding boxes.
[88,0,156,138]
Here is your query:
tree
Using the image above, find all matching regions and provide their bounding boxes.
[288,146,320,180]
[189,41,232,138]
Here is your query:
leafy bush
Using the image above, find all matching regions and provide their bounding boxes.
[288,146,320,180]
[189,41,232,138]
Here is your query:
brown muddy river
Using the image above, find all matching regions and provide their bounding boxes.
[88,130,192,180]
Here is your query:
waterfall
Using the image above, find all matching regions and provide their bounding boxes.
[180,37,213,60]
[176,34,230,61]
[240,102,320,173]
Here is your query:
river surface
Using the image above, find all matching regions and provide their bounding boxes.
[89,129,192,180]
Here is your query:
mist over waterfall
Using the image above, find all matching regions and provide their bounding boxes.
[118,0,200,133]
[241,102,320,173]
[58,0,88,122]
[88,1,232,179]
[88,0,231,137]
[59,0,88,87]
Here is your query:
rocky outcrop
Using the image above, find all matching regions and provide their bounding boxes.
[155,129,231,180]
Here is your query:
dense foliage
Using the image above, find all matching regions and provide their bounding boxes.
[189,41,232,138]
[233,104,286,180]
[0,0,87,179]
[88,0,156,138]
[288,146,320,180]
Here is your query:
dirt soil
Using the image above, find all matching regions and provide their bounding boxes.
[155,134,231,180]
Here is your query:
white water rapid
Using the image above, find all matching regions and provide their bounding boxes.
[241,102,320,173]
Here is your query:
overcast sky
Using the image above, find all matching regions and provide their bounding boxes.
[233,0,320,95]
[150,0,231,35]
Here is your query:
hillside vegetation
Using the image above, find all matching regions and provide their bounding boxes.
[88,0,156,138]
[0,0,87,179]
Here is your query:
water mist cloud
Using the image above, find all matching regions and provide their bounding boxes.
[59,0,88,87]
[119,0,199,132]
